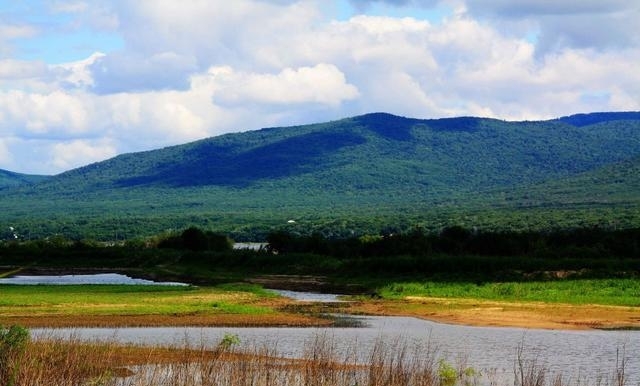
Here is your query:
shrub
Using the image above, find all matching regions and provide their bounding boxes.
[0,325,30,386]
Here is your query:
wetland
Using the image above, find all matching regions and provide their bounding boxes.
[1,226,639,385]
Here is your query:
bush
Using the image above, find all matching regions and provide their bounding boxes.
[158,227,233,252]
[0,325,30,385]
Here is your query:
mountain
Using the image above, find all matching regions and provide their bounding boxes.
[0,169,49,189]
[1,111,639,240]
[487,156,640,207]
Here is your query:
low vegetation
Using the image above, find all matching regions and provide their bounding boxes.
[377,279,640,306]
[1,112,640,241]
[0,328,632,386]
[0,284,335,328]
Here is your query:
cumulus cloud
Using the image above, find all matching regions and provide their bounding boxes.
[50,139,117,171]
[349,0,440,9]
[0,60,49,79]
[0,23,39,58]
[0,139,10,166]
[89,51,198,93]
[464,0,632,17]
[464,0,640,53]
[0,0,639,174]
[0,24,37,41]
[209,64,359,106]
[0,90,90,136]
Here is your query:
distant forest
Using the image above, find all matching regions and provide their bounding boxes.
[1,226,638,282]
[0,112,639,241]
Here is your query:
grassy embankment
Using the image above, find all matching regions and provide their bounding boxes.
[0,283,329,328]
[341,278,640,330]
[377,279,640,306]
[0,277,639,330]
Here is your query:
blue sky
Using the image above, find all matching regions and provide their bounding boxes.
[0,0,639,174]
[3,0,123,63]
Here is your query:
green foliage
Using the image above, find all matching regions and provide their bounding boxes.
[377,279,640,306]
[0,325,30,386]
[0,169,48,189]
[218,333,241,351]
[0,112,639,240]
[263,227,640,261]
[157,227,233,252]
[438,359,458,386]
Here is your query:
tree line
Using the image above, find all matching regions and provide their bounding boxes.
[266,226,640,260]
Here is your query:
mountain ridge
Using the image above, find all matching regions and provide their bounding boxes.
[0,169,49,189]
[1,111,639,239]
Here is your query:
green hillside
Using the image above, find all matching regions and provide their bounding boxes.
[487,156,640,207]
[1,112,639,240]
[0,169,49,189]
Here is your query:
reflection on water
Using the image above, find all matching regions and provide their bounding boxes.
[0,273,188,286]
[270,289,344,302]
[33,315,639,384]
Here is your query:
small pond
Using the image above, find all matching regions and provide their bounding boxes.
[0,273,188,286]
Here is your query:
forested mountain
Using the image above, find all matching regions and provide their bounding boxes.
[487,156,640,208]
[1,112,639,240]
[0,169,49,189]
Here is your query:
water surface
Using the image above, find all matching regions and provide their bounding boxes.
[270,289,344,302]
[34,315,639,384]
[0,273,187,286]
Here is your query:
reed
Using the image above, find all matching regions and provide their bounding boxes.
[0,332,632,386]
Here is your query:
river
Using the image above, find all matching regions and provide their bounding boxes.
[33,306,639,384]
[11,277,638,384]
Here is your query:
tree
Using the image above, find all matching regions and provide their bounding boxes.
[182,227,208,251]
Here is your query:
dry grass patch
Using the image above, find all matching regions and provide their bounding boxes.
[343,297,640,330]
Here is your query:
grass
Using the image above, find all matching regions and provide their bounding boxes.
[0,331,632,386]
[0,284,298,327]
[377,278,640,306]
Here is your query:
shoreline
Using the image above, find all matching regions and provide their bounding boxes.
[342,297,640,331]
[3,296,638,331]
[1,269,638,331]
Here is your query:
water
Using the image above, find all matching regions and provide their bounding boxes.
[33,315,639,383]
[269,289,345,302]
[0,273,188,286]
[19,286,640,383]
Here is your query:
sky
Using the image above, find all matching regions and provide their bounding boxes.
[1,0,639,175]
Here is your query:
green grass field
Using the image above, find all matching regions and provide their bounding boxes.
[377,279,640,306]
[0,284,276,317]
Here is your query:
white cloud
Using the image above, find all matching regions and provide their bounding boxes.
[0,60,49,79]
[0,0,639,174]
[0,139,11,166]
[0,23,39,58]
[50,139,117,171]
[0,24,38,41]
[464,0,640,54]
[464,0,632,18]
[209,64,359,106]
[89,51,198,93]
[0,90,90,135]
[56,52,105,88]
[49,1,90,14]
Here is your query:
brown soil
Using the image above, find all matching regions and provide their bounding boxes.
[3,295,638,330]
[342,296,640,330]
[0,312,332,328]
[3,271,638,330]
